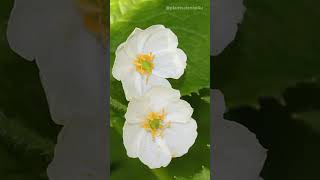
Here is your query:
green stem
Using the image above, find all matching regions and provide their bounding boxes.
[152,168,171,180]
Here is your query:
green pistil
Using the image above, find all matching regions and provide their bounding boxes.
[142,61,152,73]
[149,119,162,130]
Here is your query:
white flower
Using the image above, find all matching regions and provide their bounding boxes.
[211,0,246,56]
[7,0,108,125]
[7,0,108,179]
[212,90,267,180]
[123,87,197,169]
[112,25,187,101]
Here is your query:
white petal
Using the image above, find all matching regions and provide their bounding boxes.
[48,121,108,180]
[213,119,267,180]
[112,45,134,80]
[163,118,197,157]
[7,0,37,60]
[212,90,267,180]
[123,27,144,57]
[145,87,181,112]
[121,71,144,101]
[164,100,193,123]
[141,74,171,97]
[138,134,172,169]
[7,0,82,60]
[123,123,146,158]
[142,25,178,54]
[7,0,48,60]
[36,26,106,125]
[122,73,171,101]
[212,90,226,119]
[212,0,246,55]
[153,48,187,79]
[8,1,108,179]
[125,97,150,123]
[143,25,165,33]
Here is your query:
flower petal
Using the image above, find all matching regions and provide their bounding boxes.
[141,74,171,97]
[163,118,197,157]
[153,48,187,79]
[121,71,143,100]
[123,27,144,58]
[7,0,40,60]
[142,25,178,54]
[122,72,171,101]
[212,90,267,180]
[125,97,150,123]
[164,100,193,123]
[48,121,108,180]
[35,25,106,125]
[212,0,246,55]
[7,0,82,61]
[145,87,181,112]
[112,45,134,80]
[123,123,146,158]
[138,134,172,169]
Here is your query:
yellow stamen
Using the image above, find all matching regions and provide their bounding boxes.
[134,53,155,81]
[142,110,170,140]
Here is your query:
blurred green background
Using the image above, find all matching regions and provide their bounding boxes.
[0,0,319,179]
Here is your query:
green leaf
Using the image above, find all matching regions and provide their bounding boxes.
[294,111,320,133]
[109,97,126,134]
[110,0,153,25]
[200,96,210,104]
[213,0,320,107]
[110,0,210,99]
[110,109,125,134]
[175,167,210,180]
[0,112,54,157]
[110,97,127,112]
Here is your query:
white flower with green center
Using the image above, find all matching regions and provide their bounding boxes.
[123,87,197,169]
[112,25,187,101]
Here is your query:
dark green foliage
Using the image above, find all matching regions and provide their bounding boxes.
[0,1,58,179]
[225,81,320,180]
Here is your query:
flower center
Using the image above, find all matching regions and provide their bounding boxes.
[134,53,155,78]
[142,110,170,139]
[76,0,108,45]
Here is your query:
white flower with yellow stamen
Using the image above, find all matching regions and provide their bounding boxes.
[123,87,197,169]
[112,25,187,101]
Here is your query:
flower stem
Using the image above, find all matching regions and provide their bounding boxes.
[152,168,171,180]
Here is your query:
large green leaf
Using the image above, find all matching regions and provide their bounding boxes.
[294,111,320,133]
[175,167,210,180]
[213,0,320,107]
